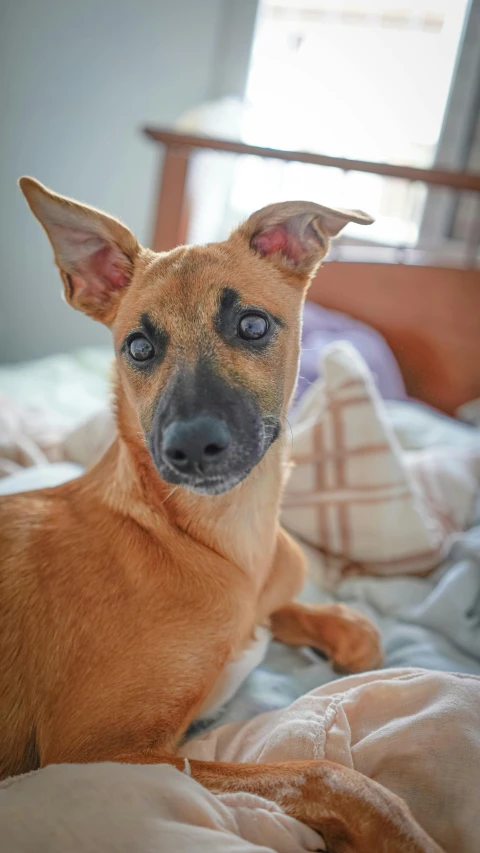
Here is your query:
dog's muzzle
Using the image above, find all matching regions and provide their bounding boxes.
[148,362,280,495]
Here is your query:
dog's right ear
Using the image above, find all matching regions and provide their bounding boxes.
[19,177,139,324]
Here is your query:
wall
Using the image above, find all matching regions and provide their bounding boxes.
[0,0,258,362]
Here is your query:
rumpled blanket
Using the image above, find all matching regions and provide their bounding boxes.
[1,669,479,852]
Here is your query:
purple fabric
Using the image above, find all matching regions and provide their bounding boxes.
[296,302,407,404]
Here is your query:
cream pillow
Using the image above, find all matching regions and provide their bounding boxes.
[281,343,480,584]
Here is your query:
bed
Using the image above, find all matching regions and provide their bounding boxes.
[1,328,479,853]
[1,136,480,851]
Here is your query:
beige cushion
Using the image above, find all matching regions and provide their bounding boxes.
[281,343,480,584]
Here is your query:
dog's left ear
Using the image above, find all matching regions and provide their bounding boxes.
[237,200,374,284]
[19,177,139,324]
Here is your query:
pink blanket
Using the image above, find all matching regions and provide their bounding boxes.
[2,669,479,852]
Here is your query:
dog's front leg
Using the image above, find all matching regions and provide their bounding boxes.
[259,529,382,673]
[107,750,442,853]
[256,526,309,622]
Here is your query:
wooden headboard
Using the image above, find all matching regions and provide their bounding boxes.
[310,263,480,415]
[144,128,480,415]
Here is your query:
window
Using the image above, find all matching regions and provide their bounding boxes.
[229,0,471,248]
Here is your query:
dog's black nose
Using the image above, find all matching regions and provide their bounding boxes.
[162,416,231,474]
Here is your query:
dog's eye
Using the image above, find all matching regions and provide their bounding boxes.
[238,313,269,341]
[128,334,155,362]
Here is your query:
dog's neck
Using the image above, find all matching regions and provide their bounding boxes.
[94,388,290,583]
[163,440,288,579]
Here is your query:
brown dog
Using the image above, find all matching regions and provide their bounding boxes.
[0,179,441,852]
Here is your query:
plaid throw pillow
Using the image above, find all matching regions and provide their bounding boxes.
[282,343,480,585]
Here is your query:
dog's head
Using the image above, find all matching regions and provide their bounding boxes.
[20,178,373,495]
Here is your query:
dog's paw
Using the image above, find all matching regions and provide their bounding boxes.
[316,603,383,673]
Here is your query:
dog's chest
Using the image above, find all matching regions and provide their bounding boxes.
[195,625,271,722]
